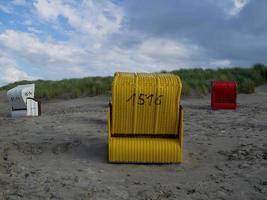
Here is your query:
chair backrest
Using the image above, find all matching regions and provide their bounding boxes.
[211,80,237,108]
[112,72,182,136]
[7,84,35,110]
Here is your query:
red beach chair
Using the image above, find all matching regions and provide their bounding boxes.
[211,80,237,110]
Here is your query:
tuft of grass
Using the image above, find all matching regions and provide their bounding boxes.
[1,64,267,99]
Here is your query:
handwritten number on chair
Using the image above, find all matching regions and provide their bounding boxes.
[126,93,163,105]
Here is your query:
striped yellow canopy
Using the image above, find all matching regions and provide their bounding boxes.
[112,72,182,136]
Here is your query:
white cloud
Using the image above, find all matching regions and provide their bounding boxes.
[0,55,36,86]
[27,1,214,75]
[0,30,86,67]
[23,20,32,26]
[214,0,250,17]
[138,38,192,59]
[228,0,250,16]
[12,0,28,6]
[27,27,42,34]
[34,0,61,20]
[85,37,205,74]
[2,0,250,85]
[34,0,123,38]
[0,28,210,80]
[209,59,232,67]
[0,4,11,13]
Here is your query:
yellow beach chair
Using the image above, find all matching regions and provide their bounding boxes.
[108,72,183,163]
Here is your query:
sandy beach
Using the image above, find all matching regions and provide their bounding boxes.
[0,85,266,200]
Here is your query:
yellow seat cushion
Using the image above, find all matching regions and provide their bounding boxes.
[108,137,182,163]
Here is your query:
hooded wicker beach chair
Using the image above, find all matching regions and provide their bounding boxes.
[108,72,183,163]
[7,84,41,117]
[211,80,237,110]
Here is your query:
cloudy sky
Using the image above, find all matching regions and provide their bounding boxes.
[0,0,266,86]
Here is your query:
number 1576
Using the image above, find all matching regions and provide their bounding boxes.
[126,93,163,105]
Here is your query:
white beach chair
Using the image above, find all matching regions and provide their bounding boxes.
[7,84,41,117]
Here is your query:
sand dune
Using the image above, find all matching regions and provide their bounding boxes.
[0,86,266,199]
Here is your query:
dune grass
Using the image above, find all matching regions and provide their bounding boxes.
[0,77,113,100]
[170,64,267,96]
[1,64,267,99]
